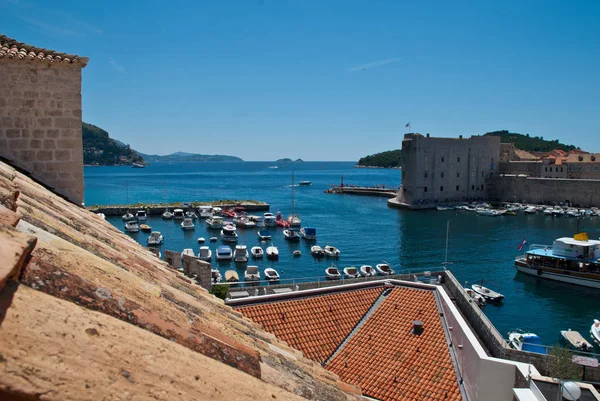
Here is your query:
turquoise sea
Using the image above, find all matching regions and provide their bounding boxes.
[85,161,600,349]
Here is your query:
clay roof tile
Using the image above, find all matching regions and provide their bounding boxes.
[0,34,88,66]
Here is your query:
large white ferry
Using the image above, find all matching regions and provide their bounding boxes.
[515,233,600,289]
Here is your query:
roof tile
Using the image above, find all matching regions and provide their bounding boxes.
[0,34,88,66]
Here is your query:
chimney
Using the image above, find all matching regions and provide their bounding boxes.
[412,320,424,335]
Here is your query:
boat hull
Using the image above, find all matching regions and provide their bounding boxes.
[515,262,600,289]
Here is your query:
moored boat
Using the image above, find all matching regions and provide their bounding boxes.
[299,180,311,186]
[173,208,185,220]
[125,221,140,233]
[210,237,218,242]
[283,229,300,241]
[162,209,173,219]
[140,223,152,232]
[264,213,277,227]
[293,250,301,257]
[266,244,279,260]
[508,330,546,354]
[343,266,360,278]
[135,210,147,221]
[310,245,325,257]
[225,270,239,283]
[185,211,198,219]
[560,329,593,352]
[216,245,233,261]
[244,265,261,281]
[251,246,264,259]
[233,245,249,263]
[471,282,504,302]
[198,246,212,262]
[122,212,134,221]
[376,263,394,275]
[206,216,224,229]
[464,288,486,306]
[181,217,195,230]
[300,227,317,241]
[325,264,341,280]
[257,230,272,241]
[197,237,205,243]
[591,319,600,346]
[359,265,376,277]
[147,231,163,246]
[264,267,280,281]
[524,206,537,214]
[181,248,195,259]
[211,269,222,284]
[198,206,213,219]
[324,245,340,258]
[220,225,238,242]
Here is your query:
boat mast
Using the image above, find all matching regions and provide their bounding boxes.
[442,220,451,270]
[126,180,129,204]
[291,172,295,217]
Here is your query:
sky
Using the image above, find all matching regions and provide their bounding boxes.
[1,0,599,161]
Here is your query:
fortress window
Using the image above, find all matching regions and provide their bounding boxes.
[441,172,444,178]
[549,167,552,172]
[481,184,484,190]
[424,172,428,178]
[440,186,444,192]
[457,157,460,162]
[456,172,460,178]
[472,185,475,190]
[456,185,459,191]
[442,157,445,162]
[424,187,428,192]
[545,167,548,172]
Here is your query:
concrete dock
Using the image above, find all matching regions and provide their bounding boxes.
[88,200,270,216]
[324,186,397,198]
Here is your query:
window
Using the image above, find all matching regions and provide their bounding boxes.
[424,172,428,178]
[472,185,475,190]
[456,185,459,191]
[481,184,484,190]
[441,172,444,178]
[456,172,460,178]
[442,157,445,162]
[440,186,444,192]
[457,157,460,162]
[545,167,548,172]
[549,167,552,172]
[424,187,428,193]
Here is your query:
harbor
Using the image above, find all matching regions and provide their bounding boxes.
[88,200,270,216]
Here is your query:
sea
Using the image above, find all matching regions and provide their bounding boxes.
[85,161,600,349]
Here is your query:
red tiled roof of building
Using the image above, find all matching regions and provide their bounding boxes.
[326,287,461,401]
[237,287,383,363]
[0,34,88,66]
[514,149,539,161]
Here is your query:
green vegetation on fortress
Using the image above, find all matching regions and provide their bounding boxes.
[484,130,579,152]
[357,149,403,168]
[83,122,144,166]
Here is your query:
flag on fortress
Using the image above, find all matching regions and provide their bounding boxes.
[518,238,527,251]
[405,122,410,127]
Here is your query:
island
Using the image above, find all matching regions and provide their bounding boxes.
[276,158,304,163]
[138,152,243,162]
[356,149,402,168]
[83,122,144,166]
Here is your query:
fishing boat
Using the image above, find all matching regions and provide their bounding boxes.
[225,270,239,283]
[140,223,152,232]
[233,245,249,263]
[264,213,277,227]
[591,320,600,346]
[471,281,504,302]
[560,329,593,352]
[343,266,360,278]
[515,233,600,288]
[287,172,301,227]
[324,245,340,258]
[244,266,260,281]
[464,288,486,307]
[122,212,134,221]
[293,250,301,257]
[211,269,222,284]
[359,265,376,277]
[135,210,147,221]
[266,244,279,260]
[251,246,264,259]
[298,180,312,186]
[264,267,280,281]
[376,263,394,275]
[181,217,195,230]
[198,206,213,219]
[310,245,325,257]
[181,248,195,259]
[162,209,173,219]
[173,208,185,220]
[216,246,233,261]
[220,225,238,242]
[198,246,212,262]
[132,162,145,168]
[508,330,546,354]
[283,229,300,241]
[325,264,341,280]
[300,227,317,241]
[206,216,224,229]
[257,230,272,241]
[125,221,140,233]
[147,231,163,246]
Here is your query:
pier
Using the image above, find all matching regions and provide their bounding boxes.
[324,186,397,198]
[88,200,270,216]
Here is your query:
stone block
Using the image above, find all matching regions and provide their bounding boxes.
[6,128,20,138]
[32,129,45,139]
[24,91,39,99]
[36,117,52,128]
[41,171,58,180]
[30,139,41,149]
[14,117,27,128]
[19,150,36,163]
[46,129,60,138]
[1,117,13,127]
[9,139,27,149]
[36,150,53,161]
[23,99,35,108]
[44,139,56,149]
[54,149,71,161]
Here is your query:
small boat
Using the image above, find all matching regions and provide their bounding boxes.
[524,206,537,214]
[299,181,312,186]
[198,206,213,219]
[561,329,593,352]
[283,229,300,241]
[310,245,325,257]
[197,237,205,243]
[288,173,301,227]
[173,208,185,220]
[464,288,486,307]
[234,245,249,263]
[266,244,279,260]
[476,208,501,217]
[324,245,340,258]
[212,207,222,216]
[216,246,233,261]
[268,165,278,169]
[591,319,600,345]
[264,213,277,227]
[253,216,266,228]
[211,269,222,284]
[234,217,256,229]
[140,223,152,232]
[225,270,239,283]
[264,267,280,281]
[198,246,212,262]
[257,231,272,241]
[251,246,264,259]
[376,263,394,275]
[181,248,195,259]
[244,265,260,281]
[122,212,134,221]
[181,218,195,230]
[543,208,554,216]
[326,264,341,280]
[162,209,173,219]
[147,231,163,246]
[135,210,147,221]
[293,250,301,257]
[300,227,317,241]
[359,265,376,277]
[508,330,546,354]
[185,211,198,219]
[206,216,224,229]
[471,282,504,302]
[343,266,360,278]
[132,163,145,168]
[220,225,238,242]
[125,221,140,233]
[210,236,218,242]
[552,207,565,216]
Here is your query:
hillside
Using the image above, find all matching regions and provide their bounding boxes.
[484,130,579,152]
[357,149,403,168]
[138,152,243,162]
[82,123,144,166]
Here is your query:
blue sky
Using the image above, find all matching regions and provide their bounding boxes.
[2,0,599,160]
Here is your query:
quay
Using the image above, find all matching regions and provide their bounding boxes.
[324,185,397,198]
[88,200,270,216]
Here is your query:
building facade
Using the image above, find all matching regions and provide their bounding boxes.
[390,133,501,208]
[0,35,87,204]
[566,153,600,180]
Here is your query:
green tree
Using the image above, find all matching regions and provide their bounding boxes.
[209,284,229,300]
[546,345,581,380]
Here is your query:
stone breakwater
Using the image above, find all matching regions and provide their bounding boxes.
[88,200,270,216]
[324,186,397,198]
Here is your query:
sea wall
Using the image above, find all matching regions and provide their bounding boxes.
[89,201,270,216]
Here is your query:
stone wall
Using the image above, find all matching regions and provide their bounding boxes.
[0,59,85,204]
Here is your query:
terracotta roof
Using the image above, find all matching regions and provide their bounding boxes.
[237,287,383,363]
[0,34,88,66]
[566,153,600,163]
[514,149,539,161]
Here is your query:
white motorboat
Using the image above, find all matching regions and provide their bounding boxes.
[181,217,195,230]
[552,207,565,216]
[524,206,537,214]
[234,245,249,263]
[185,211,198,219]
[225,270,239,283]
[325,265,341,280]
[162,209,173,219]
[287,172,302,227]
[216,246,233,261]
[198,246,212,262]
[173,208,185,220]
[125,221,140,233]
[543,208,554,216]
[264,267,280,281]
[508,330,546,354]
[560,329,593,352]
[147,231,163,246]
[300,227,317,241]
[140,223,152,232]
[234,217,256,229]
[135,210,147,221]
[251,246,264,259]
[310,245,325,257]
[197,237,205,243]
[343,266,360,278]
[198,206,213,219]
[206,216,224,229]
[253,216,266,228]
[210,237,218,242]
[257,231,272,241]
[299,180,311,186]
[244,265,261,281]
[376,263,394,275]
[266,244,279,260]
[264,213,277,227]
[293,250,301,257]
[220,225,238,242]
[283,229,300,241]
[211,269,222,284]
[471,282,504,302]
[122,212,134,221]
[464,288,486,307]
[359,265,376,277]
[212,207,222,215]
[181,248,195,259]
[591,319,600,346]
[324,245,340,258]
[476,208,502,217]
